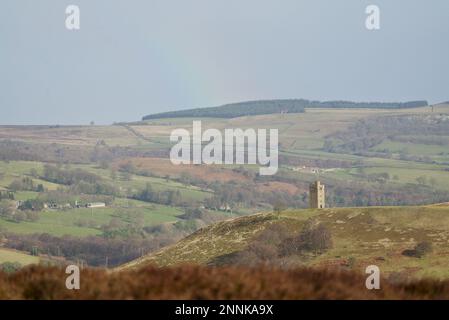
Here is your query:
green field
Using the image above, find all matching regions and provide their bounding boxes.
[68,164,212,202]
[0,199,182,237]
[0,160,187,237]
[372,139,449,157]
[0,248,40,265]
[0,158,208,237]
[0,160,211,202]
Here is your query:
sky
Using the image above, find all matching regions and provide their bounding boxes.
[1,0,448,125]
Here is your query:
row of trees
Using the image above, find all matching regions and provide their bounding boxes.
[143,99,427,120]
[42,165,101,185]
[41,165,119,196]
[324,114,449,162]
[143,99,307,120]
[133,183,183,206]
[8,177,44,192]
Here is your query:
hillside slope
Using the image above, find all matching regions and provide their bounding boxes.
[121,206,449,280]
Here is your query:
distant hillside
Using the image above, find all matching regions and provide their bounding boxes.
[120,206,449,280]
[142,99,428,120]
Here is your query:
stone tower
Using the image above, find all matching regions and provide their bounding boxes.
[309,181,325,209]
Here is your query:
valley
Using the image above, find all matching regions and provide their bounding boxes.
[1,101,449,277]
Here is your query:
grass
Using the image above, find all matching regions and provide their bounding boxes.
[0,217,99,237]
[0,126,143,147]
[360,167,449,190]
[0,248,40,265]
[0,161,45,175]
[0,159,199,237]
[122,206,449,280]
[372,139,449,157]
[0,161,61,191]
[0,202,182,237]
[71,164,212,202]
[13,191,39,201]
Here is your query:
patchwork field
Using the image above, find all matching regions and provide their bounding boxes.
[0,201,182,237]
[0,160,191,238]
[114,157,250,183]
[1,104,449,269]
[0,125,142,146]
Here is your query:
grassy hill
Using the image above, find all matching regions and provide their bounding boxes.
[120,205,449,280]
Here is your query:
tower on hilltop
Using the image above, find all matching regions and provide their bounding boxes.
[309,181,325,209]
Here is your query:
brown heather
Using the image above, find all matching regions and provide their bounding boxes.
[1,265,449,300]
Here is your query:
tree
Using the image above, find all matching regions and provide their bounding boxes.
[415,241,432,257]
[416,176,427,185]
[402,241,433,258]
[119,161,137,174]
[429,177,437,188]
[8,177,35,192]
[99,160,109,170]
[29,168,38,178]
[279,222,333,257]
[301,224,333,253]
[110,169,117,180]
[273,201,287,217]
[18,199,45,212]
[0,262,22,273]
[347,256,356,269]
[120,171,132,181]
[0,200,14,220]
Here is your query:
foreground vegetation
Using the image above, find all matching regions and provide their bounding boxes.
[2,264,449,299]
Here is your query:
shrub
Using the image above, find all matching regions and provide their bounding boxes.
[0,262,22,273]
[18,199,45,212]
[402,241,433,258]
[8,177,36,192]
[0,200,15,219]
[415,241,432,257]
[279,223,333,256]
[402,249,419,258]
[273,201,287,216]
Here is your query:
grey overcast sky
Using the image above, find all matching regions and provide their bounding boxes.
[1,0,448,125]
